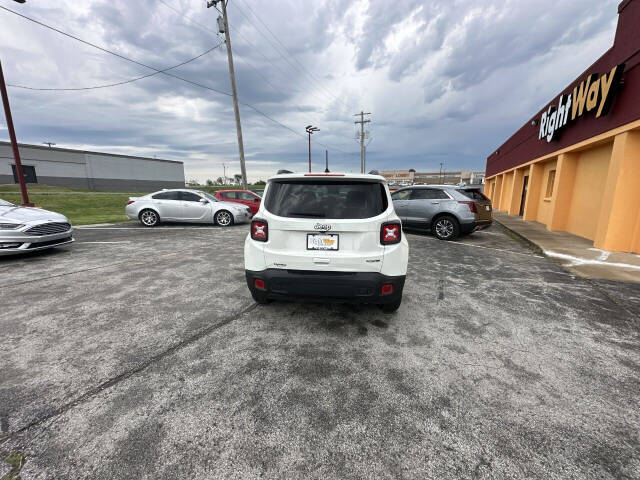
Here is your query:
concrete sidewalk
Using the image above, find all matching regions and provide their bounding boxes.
[494,212,640,283]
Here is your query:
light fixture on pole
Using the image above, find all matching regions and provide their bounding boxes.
[305,125,319,173]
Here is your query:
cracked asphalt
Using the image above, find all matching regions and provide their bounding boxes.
[1,222,639,479]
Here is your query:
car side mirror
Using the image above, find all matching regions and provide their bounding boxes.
[253,198,260,202]
[199,198,208,204]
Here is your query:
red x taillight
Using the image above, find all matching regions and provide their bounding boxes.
[251,219,268,242]
[380,222,401,245]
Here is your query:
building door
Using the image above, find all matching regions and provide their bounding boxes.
[12,164,38,184]
[519,175,529,216]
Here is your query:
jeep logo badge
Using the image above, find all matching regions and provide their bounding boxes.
[314,223,331,231]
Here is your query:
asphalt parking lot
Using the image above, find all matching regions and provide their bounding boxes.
[1,223,639,479]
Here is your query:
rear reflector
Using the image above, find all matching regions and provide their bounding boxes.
[251,219,268,241]
[254,278,266,290]
[380,222,401,245]
[458,201,477,213]
[381,284,393,296]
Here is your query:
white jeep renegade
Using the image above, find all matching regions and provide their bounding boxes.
[244,172,409,313]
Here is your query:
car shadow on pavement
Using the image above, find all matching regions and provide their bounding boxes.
[267,301,392,336]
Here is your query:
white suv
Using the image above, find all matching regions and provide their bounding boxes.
[244,172,409,313]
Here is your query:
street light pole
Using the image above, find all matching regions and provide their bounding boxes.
[0,59,32,206]
[305,125,319,173]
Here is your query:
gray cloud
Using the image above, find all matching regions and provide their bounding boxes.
[0,0,620,182]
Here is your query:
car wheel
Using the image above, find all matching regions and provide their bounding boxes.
[251,291,271,304]
[215,210,234,227]
[433,215,460,241]
[381,297,402,314]
[139,209,160,227]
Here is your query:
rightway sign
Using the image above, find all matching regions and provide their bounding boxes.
[538,63,625,143]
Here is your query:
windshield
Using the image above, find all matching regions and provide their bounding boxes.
[199,192,218,202]
[0,198,14,206]
[264,180,388,219]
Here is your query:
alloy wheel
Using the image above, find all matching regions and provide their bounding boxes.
[435,219,454,239]
[141,210,158,226]
[216,211,232,226]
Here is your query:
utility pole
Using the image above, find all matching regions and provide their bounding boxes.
[354,111,371,173]
[222,162,227,185]
[439,162,443,183]
[305,125,319,172]
[208,0,247,190]
[0,59,32,206]
[324,149,329,173]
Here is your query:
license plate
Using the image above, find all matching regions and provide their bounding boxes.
[485,205,491,211]
[307,233,339,250]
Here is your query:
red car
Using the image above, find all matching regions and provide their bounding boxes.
[214,189,262,215]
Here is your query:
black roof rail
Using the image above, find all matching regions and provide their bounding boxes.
[277,169,293,174]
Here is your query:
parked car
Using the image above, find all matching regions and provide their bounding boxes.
[214,189,262,215]
[0,198,74,256]
[125,189,251,227]
[244,172,409,313]
[391,185,492,240]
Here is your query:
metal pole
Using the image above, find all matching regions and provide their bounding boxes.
[353,111,370,174]
[325,149,329,173]
[219,0,248,190]
[308,131,311,173]
[0,59,32,206]
[360,113,365,173]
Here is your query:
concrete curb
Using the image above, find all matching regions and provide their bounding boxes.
[493,219,546,256]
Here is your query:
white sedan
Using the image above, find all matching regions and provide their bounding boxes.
[0,198,74,256]
[125,189,252,227]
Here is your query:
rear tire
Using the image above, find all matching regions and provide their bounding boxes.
[139,209,160,227]
[432,215,460,241]
[381,297,402,314]
[251,291,271,304]
[215,210,234,227]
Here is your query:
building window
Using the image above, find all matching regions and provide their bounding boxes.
[545,169,556,198]
[12,164,38,184]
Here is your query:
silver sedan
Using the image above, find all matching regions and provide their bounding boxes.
[125,189,252,227]
[0,198,74,256]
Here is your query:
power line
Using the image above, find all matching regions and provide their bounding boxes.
[0,4,356,156]
[155,0,357,153]
[7,41,225,91]
[0,5,232,97]
[230,0,350,110]
[157,0,335,115]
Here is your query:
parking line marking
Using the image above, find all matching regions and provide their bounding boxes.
[74,227,223,230]
[81,241,131,244]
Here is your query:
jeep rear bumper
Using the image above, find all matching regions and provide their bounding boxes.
[245,269,405,304]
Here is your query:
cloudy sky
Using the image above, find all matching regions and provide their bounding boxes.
[0,0,620,182]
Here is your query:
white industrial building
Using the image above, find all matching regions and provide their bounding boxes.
[0,142,185,192]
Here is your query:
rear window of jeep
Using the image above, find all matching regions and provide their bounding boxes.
[265,181,388,219]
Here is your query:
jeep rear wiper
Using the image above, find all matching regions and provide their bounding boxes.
[289,211,326,217]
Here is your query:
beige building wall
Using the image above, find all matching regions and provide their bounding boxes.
[484,120,640,253]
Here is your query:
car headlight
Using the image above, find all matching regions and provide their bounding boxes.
[0,223,24,230]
